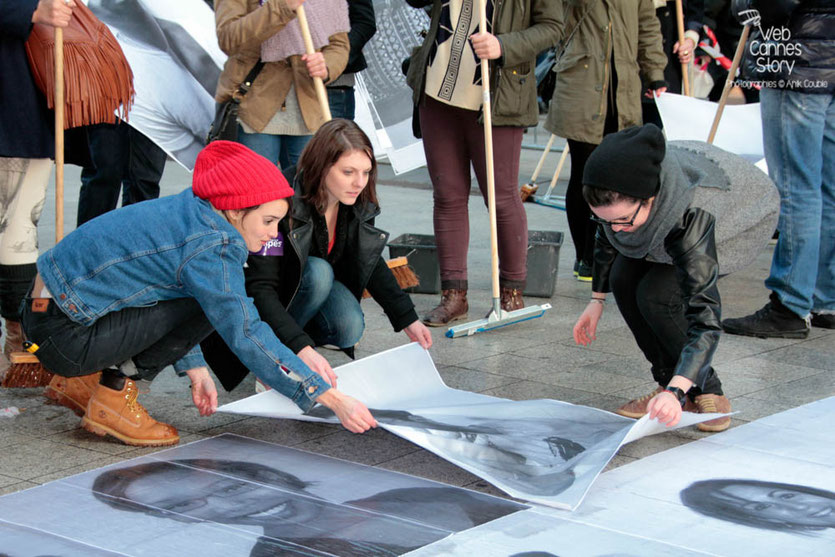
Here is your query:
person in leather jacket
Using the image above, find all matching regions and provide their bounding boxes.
[572,125,779,433]
[203,119,432,392]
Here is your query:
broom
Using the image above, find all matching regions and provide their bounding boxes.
[296,10,419,297]
[362,257,420,298]
[2,28,66,388]
[707,13,755,143]
[520,134,556,202]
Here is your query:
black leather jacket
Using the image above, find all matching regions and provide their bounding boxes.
[592,208,722,389]
[734,0,835,94]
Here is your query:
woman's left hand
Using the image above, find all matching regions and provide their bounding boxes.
[647,391,682,427]
[186,367,218,416]
[302,52,328,79]
[404,320,433,349]
[674,37,696,65]
[644,85,668,98]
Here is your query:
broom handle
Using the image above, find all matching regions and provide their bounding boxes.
[529,134,556,183]
[54,26,64,243]
[297,5,332,121]
[675,0,691,96]
[708,24,750,144]
[477,0,500,314]
[543,144,570,200]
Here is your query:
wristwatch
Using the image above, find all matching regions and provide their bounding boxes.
[664,386,687,408]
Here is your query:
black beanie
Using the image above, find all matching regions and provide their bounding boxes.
[582,124,666,199]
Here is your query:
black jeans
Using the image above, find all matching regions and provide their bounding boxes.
[20,297,214,380]
[610,255,723,397]
[77,122,166,227]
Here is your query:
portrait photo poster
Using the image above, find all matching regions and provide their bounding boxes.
[218,343,724,510]
[0,434,527,556]
[421,396,835,556]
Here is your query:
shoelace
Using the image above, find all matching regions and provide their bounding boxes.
[124,382,150,418]
[698,397,717,413]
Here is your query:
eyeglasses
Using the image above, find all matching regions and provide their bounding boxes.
[590,203,643,227]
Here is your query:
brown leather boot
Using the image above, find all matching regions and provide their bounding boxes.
[44,372,103,416]
[500,287,524,312]
[81,379,180,446]
[423,289,468,327]
[3,320,23,355]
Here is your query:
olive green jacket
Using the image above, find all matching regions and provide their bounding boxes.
[544,0,667,144]
[405,0,562,135]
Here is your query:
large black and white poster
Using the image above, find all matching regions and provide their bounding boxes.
[0,434,525,556]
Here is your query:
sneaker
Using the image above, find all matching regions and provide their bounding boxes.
[44,372,102,416]
[255,378,271,393]
[423,289,468,327]
[722,294,809,339]
[575,260,592,282]
[690,394,732,432]
[811,312,835,329]
[615,386,664,418]
[81,379,179,446]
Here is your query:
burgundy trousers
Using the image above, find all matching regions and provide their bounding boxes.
[419,96,527,290]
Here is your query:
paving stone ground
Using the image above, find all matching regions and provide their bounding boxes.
[1,129,832,500]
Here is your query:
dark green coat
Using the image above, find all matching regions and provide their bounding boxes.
[545,0,667,144]
[405,0,563,135]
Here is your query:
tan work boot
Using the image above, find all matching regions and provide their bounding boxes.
[615,386,664,418]
[500,287,524,312]
[44,372,103,416]
[81,379,180,446]
[423,289,468,327]
[691,394,732,432]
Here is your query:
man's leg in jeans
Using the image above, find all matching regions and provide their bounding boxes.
[812,95,835,320]
[762,88,828,318]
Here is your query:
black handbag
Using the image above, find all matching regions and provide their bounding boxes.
[206,60,266,143]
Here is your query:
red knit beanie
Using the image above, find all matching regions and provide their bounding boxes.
[192,140,294,210]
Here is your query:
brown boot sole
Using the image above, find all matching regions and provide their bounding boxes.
[80,417,180,447]
[615,408,647,419]
[44,387,87,417]
[696,417,731,433]
[422,313,468,328]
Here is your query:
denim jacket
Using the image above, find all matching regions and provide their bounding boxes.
[36,189,330,411]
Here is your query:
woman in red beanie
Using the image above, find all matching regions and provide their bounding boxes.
[20,140,376,448]
[202,119,433,393]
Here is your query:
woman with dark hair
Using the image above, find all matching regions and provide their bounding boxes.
[572,124,780,432]
[204,119,432,392]
[20,140,376,447]
[681,479,835,533]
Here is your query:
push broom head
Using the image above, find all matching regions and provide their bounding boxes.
[2,352,53,388]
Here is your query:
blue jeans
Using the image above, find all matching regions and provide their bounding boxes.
[287,257,364,348]
[760,88,835,317]
[327,86,356,120]
[236,124,311,168]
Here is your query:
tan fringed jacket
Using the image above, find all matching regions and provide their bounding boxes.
[214,0,349,133]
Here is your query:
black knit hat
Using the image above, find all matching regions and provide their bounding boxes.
[583,124,666,199]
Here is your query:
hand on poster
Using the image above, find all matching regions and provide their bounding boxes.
[644,85,668,98]
[404,320,433,349]
[302,52,328,79]
[298,345,337,387]
[470,32,502,61]
[186,366,218,416]
[317,389,377,433]
[32,0,75,27]
[647,392,683,427]
[573,301,604,346]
